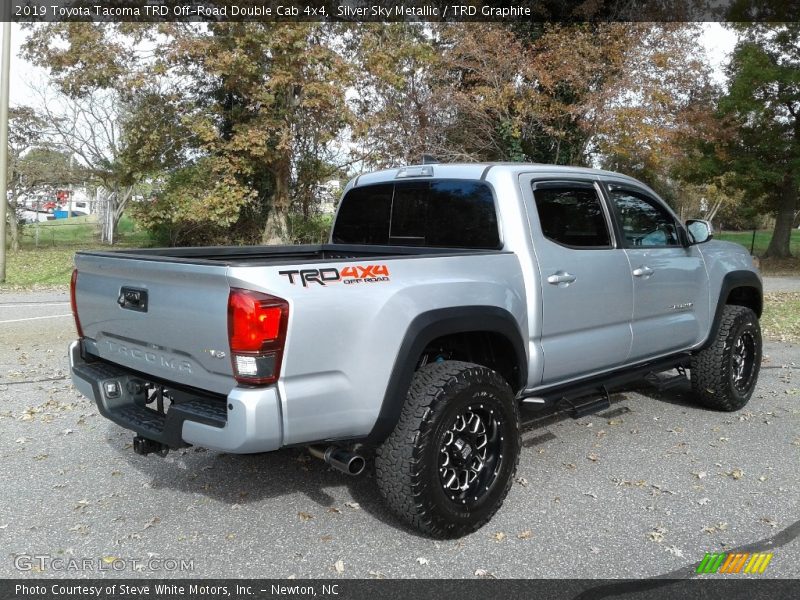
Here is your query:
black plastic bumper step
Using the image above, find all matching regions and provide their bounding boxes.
[114,404,166,437]
[169,399,227,429]
[73,357,228,448]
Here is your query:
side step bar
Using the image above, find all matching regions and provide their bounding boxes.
[519,354,691,418]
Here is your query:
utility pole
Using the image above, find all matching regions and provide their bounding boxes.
[0,20,12,283]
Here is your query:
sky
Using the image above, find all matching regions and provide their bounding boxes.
[2,22,739,108]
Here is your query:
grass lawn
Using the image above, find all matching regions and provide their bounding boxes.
[716,229,800,275]
[762,292,800,343]
[2,215,153,289]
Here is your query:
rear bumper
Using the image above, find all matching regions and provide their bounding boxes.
[69,341,283,453]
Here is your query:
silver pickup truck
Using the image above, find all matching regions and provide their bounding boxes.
[69,163,762,537]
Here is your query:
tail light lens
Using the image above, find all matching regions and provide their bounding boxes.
[70,269,84,338]
[227,288,289,385]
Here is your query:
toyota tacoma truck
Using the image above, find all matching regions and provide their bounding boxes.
[69,163,763,537]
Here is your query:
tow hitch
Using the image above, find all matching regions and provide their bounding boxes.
[133,435,169,457]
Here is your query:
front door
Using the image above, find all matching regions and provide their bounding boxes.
[521,177,634,386]
[602,182,709,361]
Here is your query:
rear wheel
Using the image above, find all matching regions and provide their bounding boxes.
[375,361,520,538]
[690,305,761,411]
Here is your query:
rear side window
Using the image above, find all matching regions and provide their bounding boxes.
[532,183,612,249]
[332,180,500,249]
[329,184,392,245]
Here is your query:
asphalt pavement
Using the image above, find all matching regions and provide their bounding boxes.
[0,288,797,579]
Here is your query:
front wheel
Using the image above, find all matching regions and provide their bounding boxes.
[375,361,520,538]
[690,305,762,411]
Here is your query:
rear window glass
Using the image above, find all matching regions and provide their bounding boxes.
[533,184,611,249]
[332,180,500,249]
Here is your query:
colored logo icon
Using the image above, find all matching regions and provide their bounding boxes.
[696,552,773,574]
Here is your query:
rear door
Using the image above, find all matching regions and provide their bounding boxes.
[601,182,709,361]
[521,177,633,385]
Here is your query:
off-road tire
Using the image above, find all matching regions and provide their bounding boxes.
[690,305,761,411]
[375,361,520,538]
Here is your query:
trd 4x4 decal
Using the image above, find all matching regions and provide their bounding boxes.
[279,265,390,287]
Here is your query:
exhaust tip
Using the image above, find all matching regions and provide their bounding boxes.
[347,455,366,476]
[308,445,366,477]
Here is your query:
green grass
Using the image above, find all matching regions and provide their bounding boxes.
[716,230,800,275]
[2,246,82,288]
[762,292,800,343]
[18,214,151,249]
[2,214,154,289]
[716,229,800,257]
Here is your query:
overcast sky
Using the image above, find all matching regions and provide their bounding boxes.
[2,22,739,108]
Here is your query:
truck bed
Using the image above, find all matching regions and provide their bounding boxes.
[78,243,498,267]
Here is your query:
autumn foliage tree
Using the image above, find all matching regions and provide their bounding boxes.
[715,24,800,258]
[20,21,733,247]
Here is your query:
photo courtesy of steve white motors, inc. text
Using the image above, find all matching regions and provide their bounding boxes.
[14,583,341,597]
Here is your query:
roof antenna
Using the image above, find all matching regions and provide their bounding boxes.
[421,154,439,165]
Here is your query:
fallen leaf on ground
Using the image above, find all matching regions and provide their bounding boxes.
[297,512,314,521]
[666,545,684,558]
[517,530,533,540]
[492,532,506,542]
[648,526,667,542]
[702,522,729,534]
[761,517,778,528]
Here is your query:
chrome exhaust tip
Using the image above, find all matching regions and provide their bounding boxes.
[308,445,366,476]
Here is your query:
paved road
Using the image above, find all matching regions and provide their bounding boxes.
[0,290,798,579]
[762,276,800,293]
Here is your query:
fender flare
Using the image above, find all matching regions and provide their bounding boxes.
[701,270,763,349]
[366,306,527,443]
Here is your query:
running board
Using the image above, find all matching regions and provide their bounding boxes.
[557,386,611,419]
[519,354,691,409]
[643,366,688,392]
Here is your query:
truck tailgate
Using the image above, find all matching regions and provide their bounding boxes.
[74,253,234,396]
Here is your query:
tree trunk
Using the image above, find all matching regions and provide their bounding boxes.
[100,186,133,245]
[7,197,20,252]
[262,156,292,245]
[764,175,798,258]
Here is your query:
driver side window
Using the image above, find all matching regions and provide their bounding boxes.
[607,187,680,248]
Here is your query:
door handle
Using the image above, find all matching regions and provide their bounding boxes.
[547,272,577,285]
[632,266,654,277]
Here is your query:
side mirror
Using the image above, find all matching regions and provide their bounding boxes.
[686,219,713,245]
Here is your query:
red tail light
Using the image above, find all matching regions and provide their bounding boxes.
[227,288,289,385]
[70,269,84,338]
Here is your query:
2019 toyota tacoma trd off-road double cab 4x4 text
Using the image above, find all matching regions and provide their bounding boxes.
[69,163,762,537]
